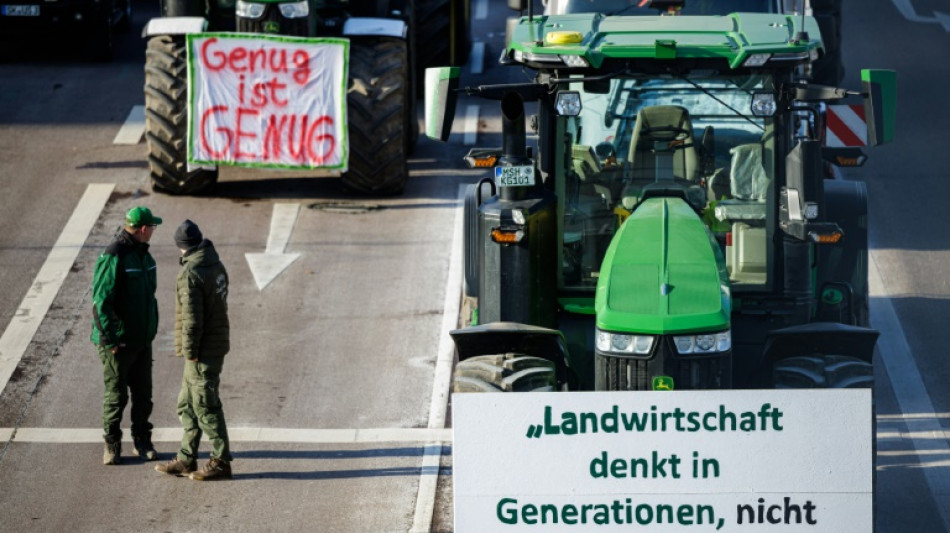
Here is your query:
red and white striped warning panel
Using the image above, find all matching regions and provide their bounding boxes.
[826,104,867,147]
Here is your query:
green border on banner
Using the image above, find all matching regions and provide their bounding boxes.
[186,32,350,171]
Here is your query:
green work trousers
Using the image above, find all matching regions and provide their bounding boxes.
[177,358,232,463]
[97,344,153,441]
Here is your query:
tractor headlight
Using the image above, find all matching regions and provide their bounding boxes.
[236,0,265,18]
[555,91,582,116]
[673,330,731,354]
[751,92,776,117]
[596,329,654,355]
[278,0,309,18]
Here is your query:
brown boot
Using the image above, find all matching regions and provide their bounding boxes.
[189,458,232,481]
[155,457,196,476]
[103,438,121,465]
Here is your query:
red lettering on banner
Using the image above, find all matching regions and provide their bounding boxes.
[234,107,259,160]
[200,105,231,158]
[202,109,336,166]
[201,38,226,70]
[199,37,311,83]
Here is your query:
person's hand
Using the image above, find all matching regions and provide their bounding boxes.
[110,343,126,355]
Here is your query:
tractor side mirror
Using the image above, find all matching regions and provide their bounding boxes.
[425,67,460,142]
[861,69,896,146]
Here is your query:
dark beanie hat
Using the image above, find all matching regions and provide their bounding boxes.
[174,219,203,250]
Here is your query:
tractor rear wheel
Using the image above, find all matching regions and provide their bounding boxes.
[414,0,471,88]
[342,37,410,195]
[144,35,218,195]
[453,353,556,393]
[773,355,873,388]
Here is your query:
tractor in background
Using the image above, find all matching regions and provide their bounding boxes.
[142,0,470,195]
[425,4,895,393]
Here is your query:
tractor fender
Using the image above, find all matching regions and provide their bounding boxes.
[761,322,878,369]
[343,17,407,39]
[451,322,573,383]
[142,16,207,38]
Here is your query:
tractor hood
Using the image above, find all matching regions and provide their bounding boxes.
[595,196,730,334]
[505,13,823,69]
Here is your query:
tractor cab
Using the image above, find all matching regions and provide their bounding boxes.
[427,10,895,393]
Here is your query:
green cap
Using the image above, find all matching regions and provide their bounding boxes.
[126,206,163,227]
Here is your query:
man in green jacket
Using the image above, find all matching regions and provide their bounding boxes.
[156,219,233,480]
[91,206,162,465]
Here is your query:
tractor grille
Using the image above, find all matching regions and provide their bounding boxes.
[595,337,731,390]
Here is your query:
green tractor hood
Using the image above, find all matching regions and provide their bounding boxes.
[595,197,730,334]
[506,12,823,69]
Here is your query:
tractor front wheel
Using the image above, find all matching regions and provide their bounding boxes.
[144,35,218,195]
[342,37,411,195]
[453,353,557,393]
[773,355,873,388]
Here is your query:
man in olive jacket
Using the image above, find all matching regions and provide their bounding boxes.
[91,206,162,465]
[156,219,233,480]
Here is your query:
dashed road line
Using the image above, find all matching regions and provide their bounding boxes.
[113,105,145,145]
[470,41,486,75]
[474,0,488,20]
[463,104,479,145]
[0,183,114,391]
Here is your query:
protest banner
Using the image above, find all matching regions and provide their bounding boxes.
[453,389,872,532]
[187,33,348,171]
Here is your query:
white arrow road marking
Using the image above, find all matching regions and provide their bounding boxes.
[0,183,114,388]
[245,203,301,290]
[113,105,145,145]
[891,0,950,31]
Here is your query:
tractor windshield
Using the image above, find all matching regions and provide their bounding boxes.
[559,74,775,292]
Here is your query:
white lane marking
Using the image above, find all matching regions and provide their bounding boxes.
[890,0,950,31]
[2,427,452,444]
[245,203,301,291]
[463,105,479,145]
[411,185,464,533]
[474,0,488,20]
[113,105,145,145]
[0,183,114,389]
[869,250,950,528]
[470,41,486,75]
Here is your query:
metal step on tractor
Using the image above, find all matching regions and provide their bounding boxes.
[142,0,471,195]
[424,0,895,394]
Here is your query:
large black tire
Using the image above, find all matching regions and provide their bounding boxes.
[414,0,471,86]
[144,35,218,195]
[773,355,873,389]
[343,38,410,195]
[453,353,557,392]
[115,0,132,34]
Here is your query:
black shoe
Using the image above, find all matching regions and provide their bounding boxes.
[189,458,232,481]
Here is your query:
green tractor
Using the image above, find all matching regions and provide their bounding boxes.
[142,0,470,195]
[426,5,895,393]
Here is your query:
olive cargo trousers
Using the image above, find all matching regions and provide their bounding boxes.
[98,344,153,441]
[177,358,232,463]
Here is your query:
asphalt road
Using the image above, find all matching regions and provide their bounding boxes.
[0,0,948,532]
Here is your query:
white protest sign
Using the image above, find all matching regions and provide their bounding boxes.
[453,389,872,532]
[187,33,348,170]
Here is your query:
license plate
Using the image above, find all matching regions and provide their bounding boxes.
[494,165,535,187]
[2,4,39,15]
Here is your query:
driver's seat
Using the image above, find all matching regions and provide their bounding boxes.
[627,105,698,182]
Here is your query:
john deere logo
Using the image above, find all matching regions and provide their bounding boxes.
[263,21,280,33]
[653,376,674,391]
